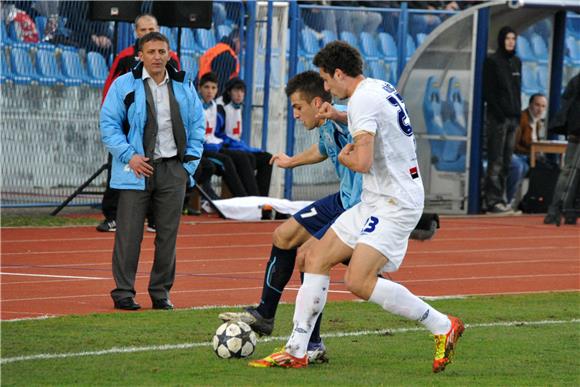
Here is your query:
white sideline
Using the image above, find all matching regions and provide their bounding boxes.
[2,318,578,365]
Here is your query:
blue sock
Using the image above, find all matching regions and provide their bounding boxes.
[256,246,296,319]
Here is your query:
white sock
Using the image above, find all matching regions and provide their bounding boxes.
[285,273,330,358]
[369,278,451,335]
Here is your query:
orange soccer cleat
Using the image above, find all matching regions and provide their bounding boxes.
[432,315,465,373]
[248,349,308,368]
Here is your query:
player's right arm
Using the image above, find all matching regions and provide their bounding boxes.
[270,144,326,169]
[338,132,374,173]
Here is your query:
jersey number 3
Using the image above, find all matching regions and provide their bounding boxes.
[362,216,379,234]
[387,93,413,136]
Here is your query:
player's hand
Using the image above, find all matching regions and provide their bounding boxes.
[338,143,354,165]
[316,102,347,123]
[129,155,154,178]
[270,153,293,168]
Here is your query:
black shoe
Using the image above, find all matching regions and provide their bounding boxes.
[183,206,201,216]
[96,219,116,232]
[564,217,577,225]
[114,297,141,310]
[152,299,174,310]
[543,214,559,225]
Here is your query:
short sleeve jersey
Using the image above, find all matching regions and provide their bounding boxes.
[317,105,362,209]
[347,78,424,209]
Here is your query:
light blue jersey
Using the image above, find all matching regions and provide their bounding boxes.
[317,107,362,209]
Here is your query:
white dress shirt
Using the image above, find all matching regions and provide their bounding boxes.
[143,68,177,159]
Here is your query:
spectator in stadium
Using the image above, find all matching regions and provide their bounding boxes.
[483,26,522,214]
[197,29,240,97]
[100,32,204,311]
[199,72,253,197]
[219,78,273,196]
[507,93,547,206]
[544,73,580,225]
[96,13,181,232]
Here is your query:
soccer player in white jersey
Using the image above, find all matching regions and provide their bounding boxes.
[249,41,464,373]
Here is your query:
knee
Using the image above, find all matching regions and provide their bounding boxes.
[272,225,295,250]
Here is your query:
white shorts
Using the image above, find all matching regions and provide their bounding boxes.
[331,200,422,272]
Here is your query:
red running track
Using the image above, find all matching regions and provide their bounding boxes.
[1,215,578,320]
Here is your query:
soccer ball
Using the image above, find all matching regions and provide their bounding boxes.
[212,321,257,359]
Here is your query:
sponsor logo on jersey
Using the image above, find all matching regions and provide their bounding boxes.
[409,166,419,179]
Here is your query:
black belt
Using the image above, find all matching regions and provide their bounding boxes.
[152,155,179,164]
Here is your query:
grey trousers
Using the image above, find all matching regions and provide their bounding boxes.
[111,158,187,302]
[484,117,518,207]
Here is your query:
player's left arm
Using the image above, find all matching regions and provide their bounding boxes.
[338,131,374,173]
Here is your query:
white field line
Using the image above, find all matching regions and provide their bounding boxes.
[1,318,578,365]
[3,244,578,257]
[2,257,577,271]
[2,233,576,245]
[0,272,108,280]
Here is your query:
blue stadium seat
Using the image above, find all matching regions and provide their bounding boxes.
[35,47,67,85]
[377,32,397,62]
[445,77,467,133]
[196,29,216,51]
[530,33,548,64]
[423,76,465,172]
[521,61,540,94]
[87,51,108,87]
[368,60,387,80]
[216,25,232,41]
[300,28,319,57]
[61,49,90,86]
[516,35,535,62]
[160,26,177,51]
[1,50,11,83]
[180,55,198,77]
[415,32,427,47]
[180,28,197,54]
[565,36,580,65]
[406,34,416,61]
[537,64,548,91]
[35,16,47,41]
[339,31,359,51]
[360,32,379,60]
[1,21,12,45]
[10,47,37,84]
[321,30,336,47]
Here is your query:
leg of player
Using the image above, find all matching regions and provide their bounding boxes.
[297,239,328,364]
[348,244,464,373]
[249,229,352,368]
[219,218,311,335]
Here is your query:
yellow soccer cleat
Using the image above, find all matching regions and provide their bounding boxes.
[432,315,465,373]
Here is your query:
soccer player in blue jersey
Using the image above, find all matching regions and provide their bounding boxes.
[220,70,361,363]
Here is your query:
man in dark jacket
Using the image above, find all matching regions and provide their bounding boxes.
[483,26,522,214]
[544,73,580,225]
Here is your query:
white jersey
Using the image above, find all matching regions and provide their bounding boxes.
[223,103,243,140]
[203,101,223,145]
[347,78,424,209]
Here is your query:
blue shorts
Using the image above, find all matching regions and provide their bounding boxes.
[293,192,345,239]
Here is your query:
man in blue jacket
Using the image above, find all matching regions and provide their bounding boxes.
[100,32,205,311]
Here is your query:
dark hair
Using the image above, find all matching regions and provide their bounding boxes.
[529,93,546,105]
[138,31,170,52]
[313,41,363,77]
[134,13,157,27]
[285,71,332,103]
[200,72,218,86]
[223,77,246,104]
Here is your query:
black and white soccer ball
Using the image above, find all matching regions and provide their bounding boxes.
[212,321,257,359]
